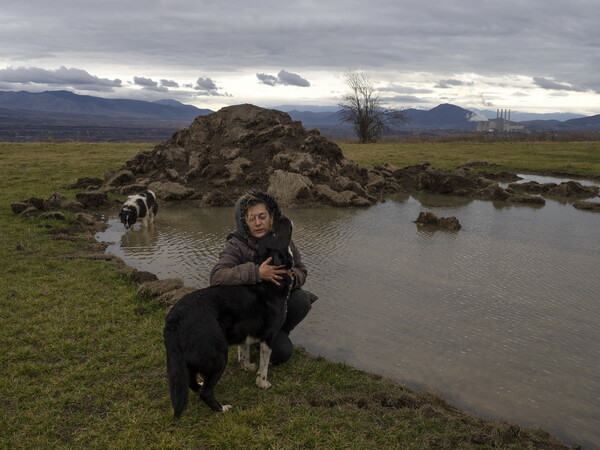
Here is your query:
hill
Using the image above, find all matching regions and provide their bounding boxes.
[285,103,482,138]
[0,90,212,120]
[520,114,600,132]
[0,90,213,141]
[1,89,599,141]
[285,104,600,138]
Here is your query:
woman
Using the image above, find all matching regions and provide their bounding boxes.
[209,189,316,364]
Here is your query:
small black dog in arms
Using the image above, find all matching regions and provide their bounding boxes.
[163,215,294,416]
[119,190,158,229]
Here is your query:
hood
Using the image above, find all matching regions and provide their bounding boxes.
[234,189,282,241]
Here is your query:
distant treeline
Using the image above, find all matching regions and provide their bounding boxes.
[375,130,600,144]
[0,124,181,143]
[1,123,598,143]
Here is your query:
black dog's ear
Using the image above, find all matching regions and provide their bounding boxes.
[272,215,292,244]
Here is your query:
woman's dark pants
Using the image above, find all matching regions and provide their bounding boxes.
[270,288,312,364]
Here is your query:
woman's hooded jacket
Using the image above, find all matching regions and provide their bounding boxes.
[209,190,307,287]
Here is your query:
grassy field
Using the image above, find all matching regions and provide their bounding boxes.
[0,142,578,449]
[340,140,600,175]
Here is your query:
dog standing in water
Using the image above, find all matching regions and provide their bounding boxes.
[119,190,158,229]
[163,216,294,416]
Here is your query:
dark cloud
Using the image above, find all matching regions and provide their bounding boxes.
[257,70,310,87]
[256,73,279,86]
[0,66,121,91]
[1,1,599,112]
[195,77,218,91]
[132,76,171,92]
[160,79,179,88]
[533,77,587,92]
[134,76,158,87]
[194,77,229,97]
[277,70,310,87]
[435,79,475,89]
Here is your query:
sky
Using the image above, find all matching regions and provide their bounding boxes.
[1,0,599,116]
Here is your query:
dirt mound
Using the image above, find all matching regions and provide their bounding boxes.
[95,103,552,208]
[508,180,599,198]
[99,104,375,207]
[414,211,462,231]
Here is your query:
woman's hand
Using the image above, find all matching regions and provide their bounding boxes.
[258,257,290,286]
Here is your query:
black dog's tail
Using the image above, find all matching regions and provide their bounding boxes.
[164,324,188,418]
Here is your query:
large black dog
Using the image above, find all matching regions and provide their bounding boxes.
[163,216,294,416]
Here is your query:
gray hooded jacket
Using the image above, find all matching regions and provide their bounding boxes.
[209,191,307,287]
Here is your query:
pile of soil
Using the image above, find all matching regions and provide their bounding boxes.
[99,104,374,207]
[94,104,598,208]
[414,211,462,231]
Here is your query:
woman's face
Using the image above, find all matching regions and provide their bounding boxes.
[245,203,273,239]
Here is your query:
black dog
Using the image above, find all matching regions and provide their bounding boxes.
[163,216,294,416]
[119,190,158,229]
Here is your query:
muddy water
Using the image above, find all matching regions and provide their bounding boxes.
[96,176,600,448]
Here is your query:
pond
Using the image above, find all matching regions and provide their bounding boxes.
[95,175,600,448]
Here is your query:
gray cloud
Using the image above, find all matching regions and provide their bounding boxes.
[132,76,172,93]
[160,79,179,88]
[195,77,218,91]
[277,70,310,87]
[1,0,599,112]
[257,70,310,87]
[256,73,279,86]
[435,79,475,89]
[533,77,587,92]
[134,76,158,87]
[0,66,121,91]
[194,77,230,97]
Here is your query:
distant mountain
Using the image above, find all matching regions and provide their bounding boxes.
[402,103,480,130]
[286,110,343,127]
[520,114,600,132]
[286,103,600,135]
[282,105,589,123]
[0,90,213,141]
[474,109,586,122]
[274,104,340,113]
[286,103,481,133]
[0,90,212,121]
[563,114,600,128]
[1,90,598,141]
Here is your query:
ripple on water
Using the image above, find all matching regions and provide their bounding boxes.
[95,195,600,448]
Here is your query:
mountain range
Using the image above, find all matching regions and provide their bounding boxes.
[283,104,600,133]
[0,90,599,142]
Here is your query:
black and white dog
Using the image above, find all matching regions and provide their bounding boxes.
[119,190,158,229]
[163,216,294,416]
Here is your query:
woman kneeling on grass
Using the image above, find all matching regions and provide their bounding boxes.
[209,189,317,364]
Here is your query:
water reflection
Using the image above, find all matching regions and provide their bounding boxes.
[96,184,600,448]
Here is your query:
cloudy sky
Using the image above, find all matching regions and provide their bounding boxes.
[1,0,599,115]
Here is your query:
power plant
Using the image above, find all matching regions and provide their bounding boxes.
[477,109,525,132]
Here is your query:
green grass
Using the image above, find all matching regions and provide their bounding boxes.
[339,141,600,175]
[0,142,574,449]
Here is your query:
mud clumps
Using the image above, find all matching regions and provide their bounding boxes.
[100,104,373,207]
[507,180,599,198]
[93,104,596,209]
[415,211,462,231]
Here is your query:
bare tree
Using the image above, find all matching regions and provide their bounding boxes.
[338,70,407,143]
